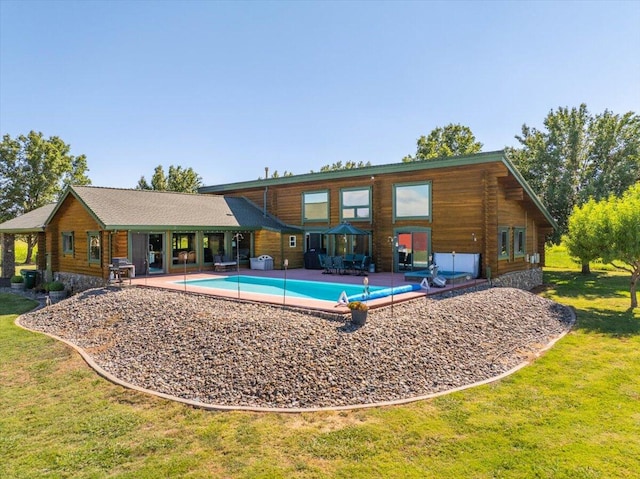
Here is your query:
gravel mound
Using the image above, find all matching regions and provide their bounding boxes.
[19,286,573,409]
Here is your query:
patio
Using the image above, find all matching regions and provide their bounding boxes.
[130,266,488,313]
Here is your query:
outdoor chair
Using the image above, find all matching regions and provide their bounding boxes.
[353,255,371,276]
[322,255,334,274]
[333,256,345,274]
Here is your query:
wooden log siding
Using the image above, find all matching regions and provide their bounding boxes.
[36,232,47,271]
[47,194,108,279]
[253,230,304,270]
[207,161,551,279]
[111,231,128,260]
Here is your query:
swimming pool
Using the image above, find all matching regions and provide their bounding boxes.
[178,275,384,302]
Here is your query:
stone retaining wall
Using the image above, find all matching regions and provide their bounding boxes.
[55,272,106,295]
[491,268,543,291]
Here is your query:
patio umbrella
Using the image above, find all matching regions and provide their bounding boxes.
[323,222,370,236]
[323,222,370,258]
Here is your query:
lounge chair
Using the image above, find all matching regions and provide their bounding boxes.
[214,254,237,272]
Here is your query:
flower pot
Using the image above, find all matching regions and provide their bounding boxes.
[11,282,24,290]
[48,290,67,303]
[350,309,368,326]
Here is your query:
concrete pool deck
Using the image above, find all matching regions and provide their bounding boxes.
[130,267,488,313]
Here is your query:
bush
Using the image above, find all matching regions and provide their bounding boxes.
[44,281,65,292]
[10,275,24,284]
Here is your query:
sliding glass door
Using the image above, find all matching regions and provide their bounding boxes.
[395,229,431,272]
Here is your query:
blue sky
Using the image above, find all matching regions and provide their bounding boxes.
[1,0,639,189]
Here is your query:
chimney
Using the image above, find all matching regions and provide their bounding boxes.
[264,167,269,179]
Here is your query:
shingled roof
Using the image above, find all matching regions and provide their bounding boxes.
[0,204,56,233]
[50,186,300,232]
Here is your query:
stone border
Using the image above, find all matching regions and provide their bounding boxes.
[14,306,575,413]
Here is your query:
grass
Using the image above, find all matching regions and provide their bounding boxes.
[1,247,639,478]
[1,240,37,275]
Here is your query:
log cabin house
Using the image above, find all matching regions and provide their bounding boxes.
[1,150,556,291]
[199,150,557,282]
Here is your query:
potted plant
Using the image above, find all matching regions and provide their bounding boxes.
[10,275,24,290]
[44,281,66,302]
[347,301,368,325]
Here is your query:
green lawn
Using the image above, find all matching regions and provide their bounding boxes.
[1,250,639,478]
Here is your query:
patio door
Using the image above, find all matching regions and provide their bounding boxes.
[395,229,430,272]
[131,233,164,275]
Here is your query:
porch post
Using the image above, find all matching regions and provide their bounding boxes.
[1,233,16,279]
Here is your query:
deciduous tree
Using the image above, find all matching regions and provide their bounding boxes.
[402,123,483,162]
[508,104,640,242]
[310,161,372,173]
[136,165,202,193]
[565,184,640,308]
[0,131,90,263]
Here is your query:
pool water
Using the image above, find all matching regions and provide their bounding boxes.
[178,275,383,302]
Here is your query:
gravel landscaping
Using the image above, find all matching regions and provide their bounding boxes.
[18,286,573,409]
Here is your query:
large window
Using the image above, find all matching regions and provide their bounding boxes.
[203,232,225,263]
[393,182,431,221]
[232,233,251,263]
[498,227,510,260]
[303,191,329,222]
[341,187,371,221]
[88,232,101,263]
[172,232,196,264]
[62,232,74,255]
[514,227,526,257]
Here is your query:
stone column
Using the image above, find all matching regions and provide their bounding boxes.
[1,233,16,279]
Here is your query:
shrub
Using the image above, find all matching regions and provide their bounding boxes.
[44,281,65,292]
[10,275,24,284]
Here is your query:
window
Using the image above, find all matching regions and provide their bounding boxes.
[303,191,329,222]
[514,227,526,257]
[393,182,431,222]
[341,187,371,221]
[289,235,297,248]
[203,232,225,263]
[232,233,251,262]
[172,232,196,264]
[62,232,74,255]
[498,227,510,260]
[88,232,101,263]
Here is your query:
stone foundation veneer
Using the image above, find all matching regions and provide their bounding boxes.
[491,268,543,291]
[54,272,107,294]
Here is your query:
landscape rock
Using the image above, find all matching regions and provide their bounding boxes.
[19,286,573,409]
